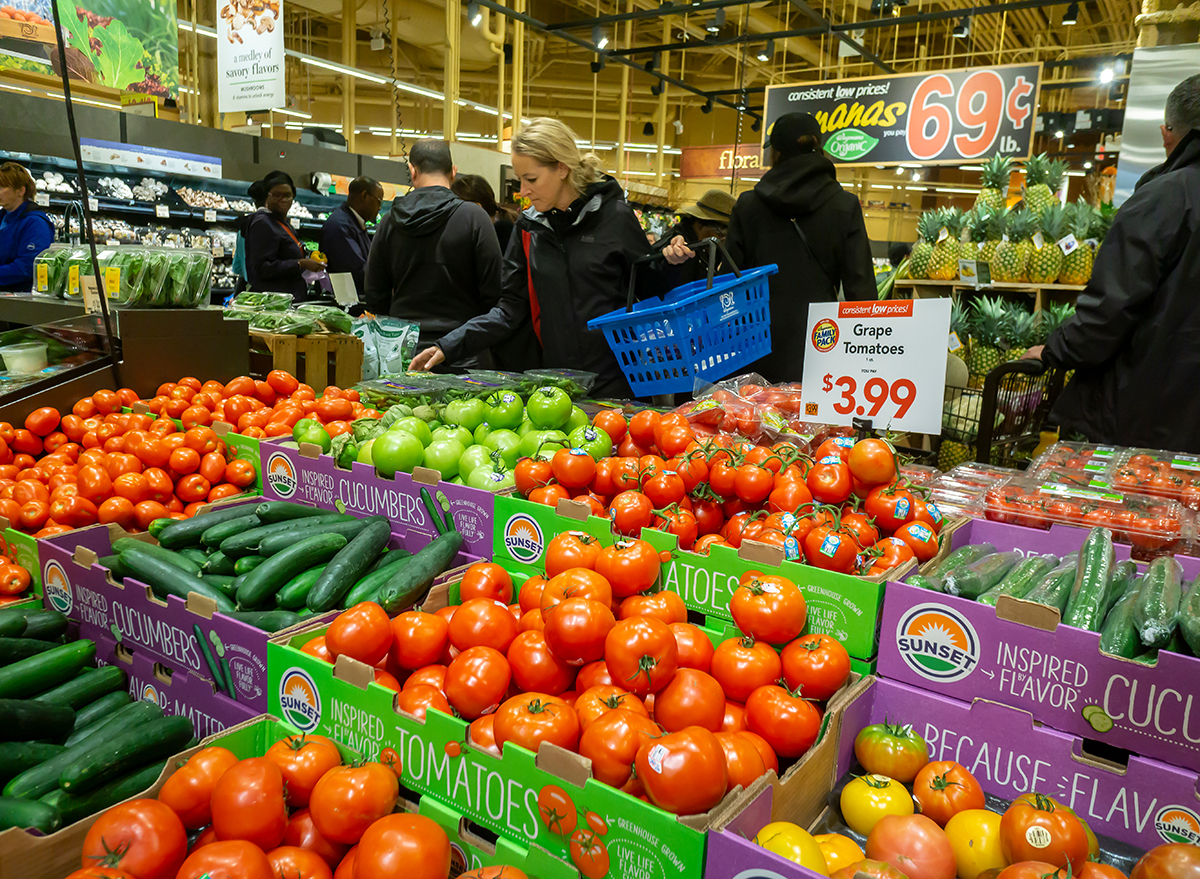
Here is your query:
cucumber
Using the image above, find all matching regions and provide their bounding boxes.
[234,554,266,576]
[368,548,413,573]
[70,690,132,735]
[1063,528,1116,631]
[63,700,163,750]
[41,760,166,826]
[0,637,58,666]
[0,640,95,699]
[0,699,76,742]
[20,610,69,642]
[119,548,236,613]
[1023,563,1078,614]
[147,518,174,539]
[58,714,193,793]
[33,665,125,709]
[220,513,352,558]
[1166,627,1192,656]
[941,551,1023,599]
[159,504,261,548]
[376,530,465,615]
[1134,556,1183,649]
[341,559,411,608]
[177,548,211,567]
[99,554,128,578]
[275,565,328,610]
[306,518,393,612]
[256,516,378,557]
[1099,579,1144,658]
[932,543,996,576]
[255,501,339,522]
[0,796,60,832]
[1178,577,1200,656]
[204,551,236,576]
[201,574,238,598]
[0,743,65,786]
[113,538,203,576]
[236,533,350,609]
[1101,560,1139,623]
[905,574,944,591]
[0,604,45,638]
[225,610,302,632]
[200,514,264,549]
[978,554,1059,607]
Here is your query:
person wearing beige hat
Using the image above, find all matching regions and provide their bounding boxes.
[654,188,737,285]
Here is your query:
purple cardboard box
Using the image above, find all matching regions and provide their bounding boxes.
[94,635,258,740]
[880,519,1200,771]
[258,440,495,558]
[706,677,1200,879]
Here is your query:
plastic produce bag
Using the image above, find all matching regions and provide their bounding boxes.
[232,291,293,310]
[352,315,420,380]
[182,250,213,307]
[139,249,172,306]
[523,368,597,399]
[101,248,148,305]
[295,304,353,334]
[249,310,318,335]
[62,247,92,299]
[33,244,70,296]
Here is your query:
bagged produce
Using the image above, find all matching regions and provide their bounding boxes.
[352,315,420,379]
[232,290,293,310]
[295,303,353,334]
[248,310,318,335]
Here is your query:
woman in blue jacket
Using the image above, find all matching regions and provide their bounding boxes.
[0,163,54,293]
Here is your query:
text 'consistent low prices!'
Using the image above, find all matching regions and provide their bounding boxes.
[800,299,950,435]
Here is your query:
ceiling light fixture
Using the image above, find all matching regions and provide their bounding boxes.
[593,25,609,50]
[701,98,713,113]
[370,27,385,50]
[1062,2,1078,25]
[468,1,482,25]
[1099,67,1114,83]
[707,8,725,33]
[1055,129,1065,138]
[895,165,906,175]
[911,170,922,182]
[757,39,774,62]
[953,16,970,37]
[272,107,313,118]
[1084,160,1094,168]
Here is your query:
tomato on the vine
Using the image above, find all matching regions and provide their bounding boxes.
[804,524,860,573]
[734,463,776,505]
[865,484,916,533]
[644,469,686,507]
[808,457,852,505]
[610,490,654,536]
[895,520,939,562]
[848,438,896,487]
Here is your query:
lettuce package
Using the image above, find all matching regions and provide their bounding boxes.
[295,304,352,334]
[32,245,71,297]
[232,291,293,310]
[249,310,317,335]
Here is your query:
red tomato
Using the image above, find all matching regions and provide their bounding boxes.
[493,692,581,753]
[710,636,782,704]
[80,799,187,879]
[157,746,238,828]
[283,808,349,870]
[578,707,659,788]
[546,531,602,577]
[266,846,334,879]
[309,762,400,845]
[594,539,660,598]
[543,598,615,666]
[634,726,728,816]
[353,813,450,879]
[913,761,985,826]
[389,611,449,671]
[653,667,726,732]
[210,757,288,850]
[444,646,512,720]
[175,840,273,879]
[715,730,767,793]
[745,682,822,758]
[460,561,514,602]
[603,616,678,697]
[848,438,897,486]
[781,633,851,701]
[264,733,343,808]
[1131,845,1200,879]
[326,601,394,666]
[866,814,957,879]
[1000,793,1090,872]
[730,572,807,644]
[670,622,715,673]
[448,597,520,653]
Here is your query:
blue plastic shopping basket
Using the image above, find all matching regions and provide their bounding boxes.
[587,238,777,397]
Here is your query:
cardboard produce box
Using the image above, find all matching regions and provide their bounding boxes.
[0,521,43,598]
[879,518,1200,771]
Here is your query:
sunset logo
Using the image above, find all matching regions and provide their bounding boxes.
[140,682,162,706]
[1155,806,1200,845]
[266,452,297,499]
[43,559,72,615]
[504,514,544,564]
[812,318,839,352]
[895,603,980,683]
[278,667,321,732]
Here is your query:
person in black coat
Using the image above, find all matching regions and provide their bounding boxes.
[1023,75,1200,453]
[320,176,383,300]
[654,188,738,287]
[724,112,876,382]
[363,140,503,370]
[244,170,324,301]
[451,173,514,253]
[408,118,692,398]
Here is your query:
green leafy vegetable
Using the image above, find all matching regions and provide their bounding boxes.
[92,20,148,91]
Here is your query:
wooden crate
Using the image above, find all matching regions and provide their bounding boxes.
[249,331,363,393]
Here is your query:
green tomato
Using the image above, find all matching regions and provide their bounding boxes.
[565,405,589,435]
[450,476,465,485]
[424,439,466,480]
[356,438,375,465]
[428,420,444,432]
[458,444,494,479]
[515,419,536,437]
[292,418,319,444]
[296,424,332,454]
[391,416,432,446]
[484,391,525,430]
[526,387,573,429]
[518,429,568,462]
[568,425,614,461]
[432,425,474,448]
[372,430,425,478]
[467,464,517,492]
[482,429,522,468]
[444,398,487,431]
[473,423,492,445]
[335,441,359,470]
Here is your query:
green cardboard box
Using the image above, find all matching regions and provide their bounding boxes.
[492,494,901,660]
[0,524,40,598]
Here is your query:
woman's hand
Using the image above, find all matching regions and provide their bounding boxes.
[298,258,325,272]
[1021,345,1044,361]
[661,235,695,265]
[410,346,446,371]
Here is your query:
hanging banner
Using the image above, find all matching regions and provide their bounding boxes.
[763,62,1042,166]
[217,0,284,112]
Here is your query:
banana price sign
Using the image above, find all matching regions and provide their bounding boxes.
[763,63,1041,165]
[800,299,950,435]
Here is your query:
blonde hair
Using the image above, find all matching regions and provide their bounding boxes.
[511,118,605,195]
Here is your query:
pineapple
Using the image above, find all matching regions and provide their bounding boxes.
[976,155,1014,213]
[1028,203,1068,284]
[910,210,943,280]
[1003,304,1037,361]
[965,207,990,268]
[1058,200,1095,286]
[938,439,974,470]
[993,209,1031,282]
[949,297,970,361]
[967,296,1008,378]
[929,208,964,280]
[1024,154,1069,217]
[1040,301,1077,385]
[980,206,1007,269]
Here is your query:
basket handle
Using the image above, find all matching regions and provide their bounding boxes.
[625,237,743,312]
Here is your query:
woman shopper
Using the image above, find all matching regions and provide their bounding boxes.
[243,170,324,301]
[0,162,54,293]
[452,173,514,253]
[410,117,691,397]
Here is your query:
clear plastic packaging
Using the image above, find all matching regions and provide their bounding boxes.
[439,374,523,402]
[523,368,597,399]
[231,291,294,311]
[60,247,148,305]
[899,463,942,486]
[294,304,352,335]
[1028,441,1121,476]
[32,244,71,297]
[1110,448,1200,510]
[356,374,454,409]
[248,311,317,335]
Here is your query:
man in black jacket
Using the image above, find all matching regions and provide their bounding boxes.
[725,112,876,382]
[363,140,503,369]
[1024,74,1200,453]
[320,176,383,299]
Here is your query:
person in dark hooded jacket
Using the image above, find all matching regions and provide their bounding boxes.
[363,139,503,369]
[724,112,876,382]
[1023,74,1200,453]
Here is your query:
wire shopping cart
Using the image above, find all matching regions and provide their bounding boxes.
[587,238,778,398]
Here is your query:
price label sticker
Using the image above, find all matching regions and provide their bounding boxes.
[1032,231,1045,250]
[289,217,300,229]
[106,239,120,246]
[799,299,951,435]
[80,275,101,313]
[87,197,98,212]
[155,204,169,218]
[204,209,217,222]
[936,226,949,243]
[34,193,49,207]
[947,331,962,352]
[103,266,120,297]
[68,265,80,297]
[1058,233,1079,255]
[212,246,224,258]
[35,263,48,293]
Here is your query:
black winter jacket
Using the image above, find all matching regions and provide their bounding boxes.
[320,203,372,299]
[725,152,876,382]
[1043,129,1200,453]
[244,211,309,299]
[363,186,503,368]
[437,177,667,398]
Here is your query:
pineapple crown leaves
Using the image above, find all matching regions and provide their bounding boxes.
[1038,203,1069,240]
[1023,153,1049,188]
[942,207,966,237]
[1005,208,1035,240]
[968,295,1011,347]
[965,207,991,243]
[1070,198,1096,238]
[980,155,1014,191]
[984,206,1008,240]
[916,210,944,243]
[1043,158,1070,192]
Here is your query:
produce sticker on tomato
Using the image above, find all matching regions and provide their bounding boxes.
[799,299,950,435]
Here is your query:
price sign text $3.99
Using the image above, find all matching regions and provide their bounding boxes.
[824,373,917,420]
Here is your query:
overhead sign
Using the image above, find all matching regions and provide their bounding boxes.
[217,0,285,112]
[763,63,1041,166]
[800,299,950,435]
[678,143,765,178]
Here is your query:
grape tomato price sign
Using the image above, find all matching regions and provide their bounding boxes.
[800,299,951,435]
[763,62,1041,165]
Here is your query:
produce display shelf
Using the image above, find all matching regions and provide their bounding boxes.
[35,192,330,234]
[894,279,1087,292]
[0,294,85,325]
[249,331,364,395]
